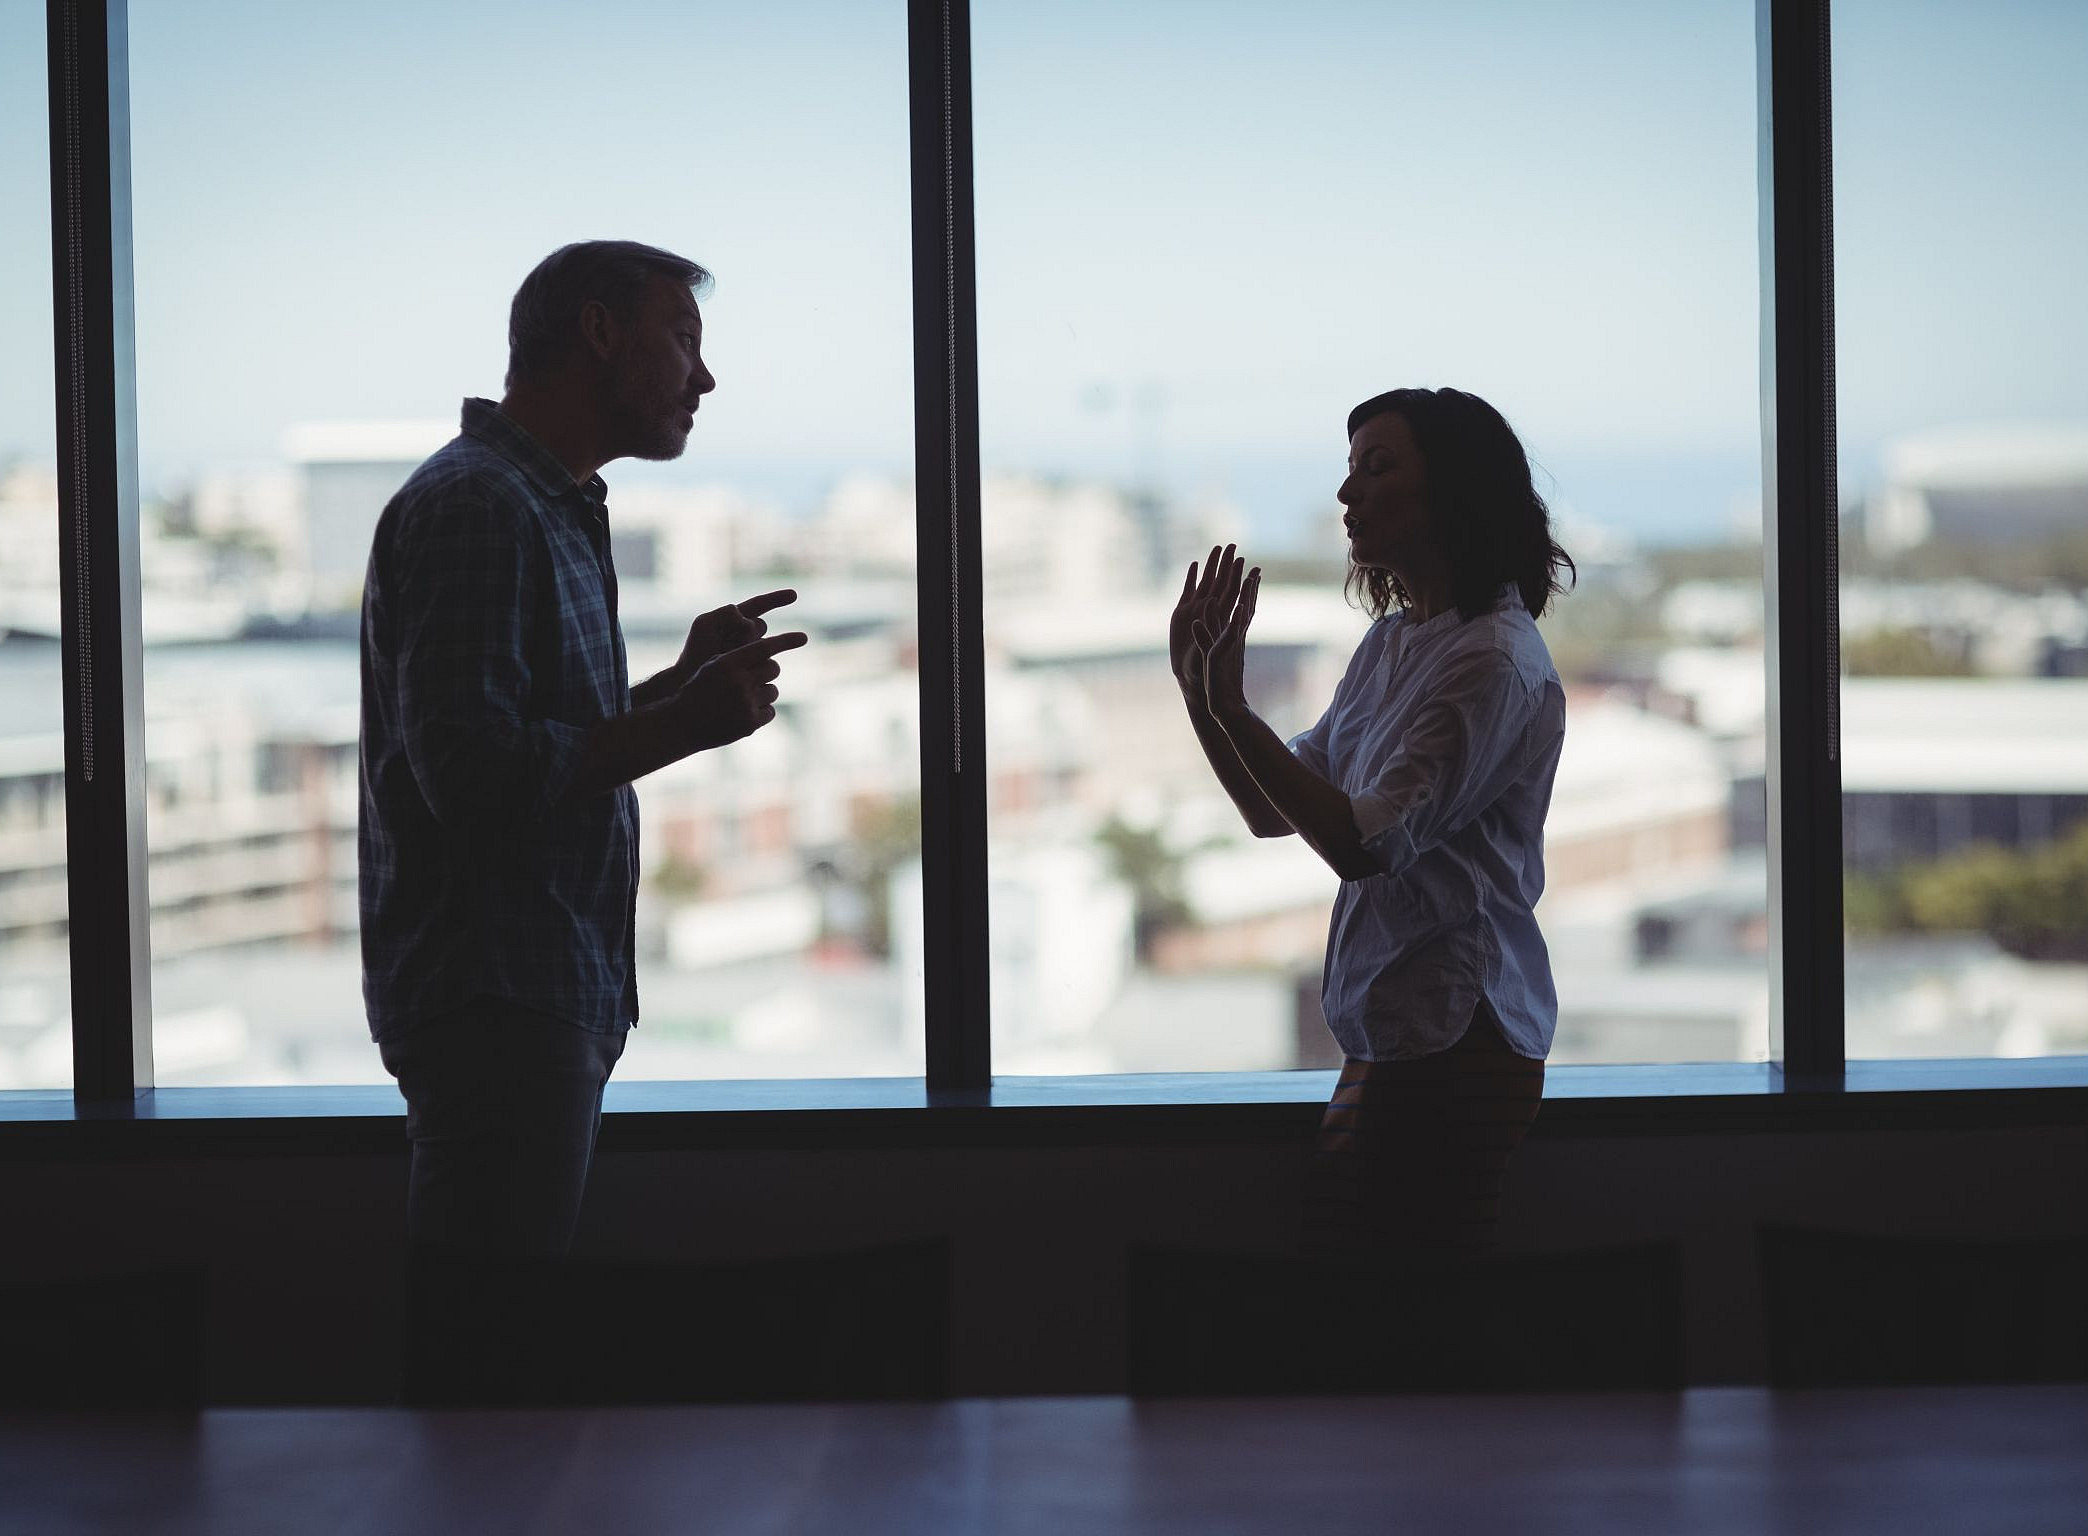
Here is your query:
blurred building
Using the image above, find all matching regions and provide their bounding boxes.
[795,471,1241,610]
[282,420,452,610]
[607,483,756,599]
[1864,423,2088,553]
[1543,696,1735,894]
[190,465,303,567]
[0,463,61,638]
[0,642,359,966]
[1841,677,2088,868]
[991,583,1368,813]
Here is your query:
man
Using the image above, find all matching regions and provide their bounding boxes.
[359,242,803,1388]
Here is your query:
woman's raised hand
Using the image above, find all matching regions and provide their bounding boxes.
[1171,544,1245,696]
[1194,563,1261,719]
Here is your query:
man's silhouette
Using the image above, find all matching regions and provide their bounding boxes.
[358,240,803,1396]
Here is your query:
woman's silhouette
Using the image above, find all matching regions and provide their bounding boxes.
[1174,387,1573,1262]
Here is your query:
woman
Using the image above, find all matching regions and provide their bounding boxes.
[1174,386,1573,1262]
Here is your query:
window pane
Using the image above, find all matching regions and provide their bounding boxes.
[975,0,1767,1072]
[1835,0,2088,1060]
[130,0,917,1084]
[0,2,71,1092]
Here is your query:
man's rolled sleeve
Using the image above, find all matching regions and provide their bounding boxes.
[390,495,590,831]
[1348,652,1545,882]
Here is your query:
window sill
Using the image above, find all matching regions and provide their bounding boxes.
[1,1057,2083,1156]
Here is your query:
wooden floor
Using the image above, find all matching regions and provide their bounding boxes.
[2,1386,2085,1535]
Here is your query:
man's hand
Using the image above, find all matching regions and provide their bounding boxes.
[1170,545,1245,698]
[1191,563,1260,723]
[667,630,809,751]
[673,589,799,685]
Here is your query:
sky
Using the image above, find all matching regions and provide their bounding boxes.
[2,0,2084,546]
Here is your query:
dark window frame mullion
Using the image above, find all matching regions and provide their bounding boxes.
[48,0,152,1102]
[1757,0,1845,1088]
[908,0,990,1091]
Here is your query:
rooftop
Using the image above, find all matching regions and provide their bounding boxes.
[1883,423,2088,490]
[280,420,454,465]
[1842,677,2088,794]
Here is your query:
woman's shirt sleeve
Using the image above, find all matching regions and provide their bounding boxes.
[1287,703,1336,780]
[1348,647,1561,882]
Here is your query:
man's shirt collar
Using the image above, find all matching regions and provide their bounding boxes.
[459,397,610,509]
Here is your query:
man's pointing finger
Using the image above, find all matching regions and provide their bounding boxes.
[734,630,810,661]
[737,589,799,618]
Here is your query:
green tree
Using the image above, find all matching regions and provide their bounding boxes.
[651,851,708,898]
[1846,820,2088,961]
[1645,543,1765,584]
[1846,529,2088,592]
[1842,627,1976,678]
[1095,815,1196,959]
[850,795,923,959]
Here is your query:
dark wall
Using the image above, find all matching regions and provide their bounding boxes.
[3,1115,2082,1403]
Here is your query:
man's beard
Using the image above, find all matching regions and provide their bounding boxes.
[616,387,692,463]
[630,425,690,462]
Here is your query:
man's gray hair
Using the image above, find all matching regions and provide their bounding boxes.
[505,240,713,388]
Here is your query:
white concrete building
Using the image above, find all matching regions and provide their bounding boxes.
[1842,677,2088,868]
[1863,423,2088,553]
[282,420,452,610]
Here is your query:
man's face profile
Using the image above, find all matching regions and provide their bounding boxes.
[601,273,716,463]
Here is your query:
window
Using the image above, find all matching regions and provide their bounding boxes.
[18,0,2082,1113]
[0,0,70,1090]
[973,0,1768,1071]
[127,0,918,1085]
[1834,0,2088,1061]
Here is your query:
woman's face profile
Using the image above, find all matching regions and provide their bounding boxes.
[1338,410,1432,573]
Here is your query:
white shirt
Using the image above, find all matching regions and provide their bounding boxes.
[1288,588,1565,1062]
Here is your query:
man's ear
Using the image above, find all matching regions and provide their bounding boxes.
[577,298,618,362]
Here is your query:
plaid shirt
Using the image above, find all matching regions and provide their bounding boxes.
[359,397,640,1039]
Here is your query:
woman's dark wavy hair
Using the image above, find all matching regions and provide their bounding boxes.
[1343,387,1575,622]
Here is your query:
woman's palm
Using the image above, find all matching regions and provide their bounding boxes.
[1171,545,1241,683]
